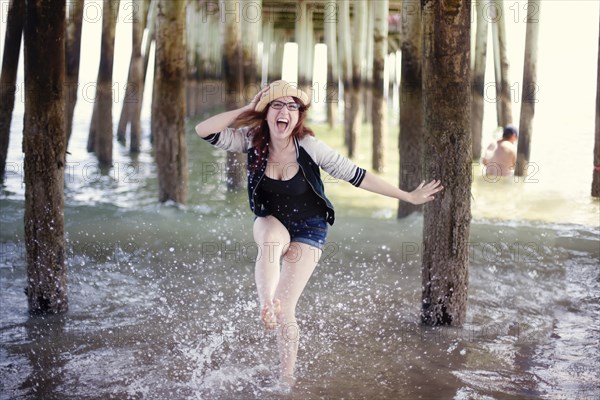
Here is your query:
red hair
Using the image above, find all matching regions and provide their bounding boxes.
[234,97,314,170]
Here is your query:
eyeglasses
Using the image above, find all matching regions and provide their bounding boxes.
[269,101,301,111]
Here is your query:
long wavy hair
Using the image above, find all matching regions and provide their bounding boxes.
[234,97,314,170]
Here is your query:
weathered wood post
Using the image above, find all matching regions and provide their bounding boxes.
[241,0,260,88]
[324,2,338,129]
[152,0,188,203]
[65,0,84,147]
[515,0,541,177]
[371,0,388,172]
[208,1,224,81]
[23,0,68,314]
[221,0,246,190]
[348,0,367,158]
[88,0,119,166]
[296,0,313,93]
[186,0,200,116]
[363,1,373,125]
[471,0,488,160]
[593,16,600,198]
[116,0,146,152]
[421,0,472,326]
[141,0,156,143]
[398,1,423,218]
[491,0,512,126]
[296,1,307,84]
[338,0,352,146]
[261,19,274,84]
[0,0,24,184]
[129,0,145,153]
[125,0,149,153]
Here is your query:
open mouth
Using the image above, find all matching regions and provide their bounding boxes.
[276,118,289,131]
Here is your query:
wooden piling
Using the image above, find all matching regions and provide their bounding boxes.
[593,14,600,198]
[324,2,338,129]
[23,0,68,314]
[491,0,513,126]
[515,0,541,177]
[363,1,374,125]
[0,0,24,184]
[371,0,388,173]
[421,0,472,326]
[152,0,188,203]
[65,0,84,147]
[338,0,352,147]
[89,0,120,167]
[471,0,488,160]
[222,0,245,190]
[242,0,260,89]
[185,0,201,117]
[261,19,274,84]
[398,0,423,218]
[141,0,156,143]
[296,0,314,96]
[348,0,367,159]
[117,0,146,152]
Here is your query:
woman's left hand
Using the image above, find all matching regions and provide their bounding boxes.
[408,179,444,205]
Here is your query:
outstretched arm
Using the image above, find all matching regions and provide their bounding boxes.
[358,171,443,205]
[194,85,269,138]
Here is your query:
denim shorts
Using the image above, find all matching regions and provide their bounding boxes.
[280,215,328,250]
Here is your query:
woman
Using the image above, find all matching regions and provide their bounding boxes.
[195,80,442,387]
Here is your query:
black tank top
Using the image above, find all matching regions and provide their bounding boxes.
[258,169,327,220]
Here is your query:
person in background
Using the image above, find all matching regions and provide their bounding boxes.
[482,125,519,177]
[194,80,443,388]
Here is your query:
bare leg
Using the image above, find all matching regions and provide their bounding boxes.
[274,242,322,384]
[253,216,290,329]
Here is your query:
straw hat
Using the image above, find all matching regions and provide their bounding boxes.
[254,80,310,112]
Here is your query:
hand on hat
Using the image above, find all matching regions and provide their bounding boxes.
[248,85,271,111]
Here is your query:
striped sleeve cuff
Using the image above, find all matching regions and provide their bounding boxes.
[349,167,366,187]
[203,132,220,145]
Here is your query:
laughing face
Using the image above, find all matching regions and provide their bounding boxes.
[266,96,301,141]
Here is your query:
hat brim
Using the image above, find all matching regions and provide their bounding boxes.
[255,80,310,112]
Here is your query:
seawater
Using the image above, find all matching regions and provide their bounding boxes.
[1,199,598,399]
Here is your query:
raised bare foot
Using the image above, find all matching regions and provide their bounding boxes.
[260,298,281,330]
